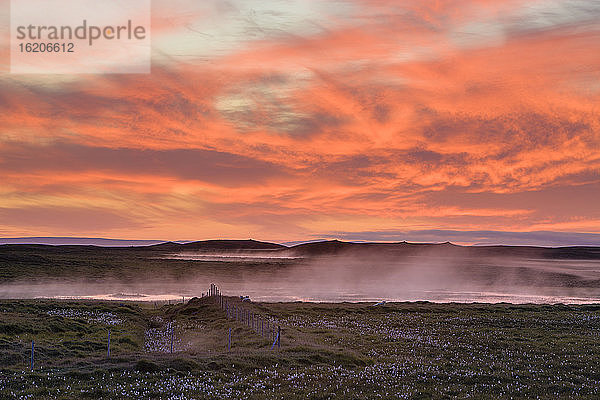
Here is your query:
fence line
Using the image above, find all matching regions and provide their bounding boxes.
[23,284,280,370]
[208,283,281,350]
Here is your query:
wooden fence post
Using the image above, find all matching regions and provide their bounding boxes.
[30,340,34,371]
[270,327,280,351]
[107,330,111,358]
[170,325,174,353]
[277,326,281,349]
[228,327,231,352]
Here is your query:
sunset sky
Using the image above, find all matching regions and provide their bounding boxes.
[1,0,599,245]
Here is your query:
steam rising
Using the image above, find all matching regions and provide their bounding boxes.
[2,248,600,304]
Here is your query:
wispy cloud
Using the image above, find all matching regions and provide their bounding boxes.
[0,0,598,243]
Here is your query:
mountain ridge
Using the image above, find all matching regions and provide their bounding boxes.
[2,238,600,259]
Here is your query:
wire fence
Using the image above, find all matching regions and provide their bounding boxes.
[18,283,281,371]
[207,283,281,350]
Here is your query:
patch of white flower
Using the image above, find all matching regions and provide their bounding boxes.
[46,308,123,326]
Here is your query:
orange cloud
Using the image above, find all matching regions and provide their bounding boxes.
[1,0,599,242]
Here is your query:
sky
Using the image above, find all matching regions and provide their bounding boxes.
[0,0,599,245]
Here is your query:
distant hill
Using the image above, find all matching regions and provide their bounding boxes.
[284,240,600,260]
[285,239,367,255]
[0,237,165,247]
[285,240,461,256]
[0,237,285,251]
[146,239,287,252]
[1,237,599,260]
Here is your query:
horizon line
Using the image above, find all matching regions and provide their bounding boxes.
[1,233,600,248]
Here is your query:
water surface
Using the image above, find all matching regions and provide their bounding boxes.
[3,253,600,304]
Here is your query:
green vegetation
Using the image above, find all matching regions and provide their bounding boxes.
[1,298,600,399]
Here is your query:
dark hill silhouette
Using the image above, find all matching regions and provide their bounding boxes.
[146,239,286,252]
[285,240,463,256]
[285,239,357,255]
[284,240,600,260]
[1,239,599,260]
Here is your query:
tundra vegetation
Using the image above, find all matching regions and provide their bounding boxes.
[1,297,600,399]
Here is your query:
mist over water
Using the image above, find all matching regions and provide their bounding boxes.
[2,251,600,304]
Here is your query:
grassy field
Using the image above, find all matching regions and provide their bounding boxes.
[1,297,600,399]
